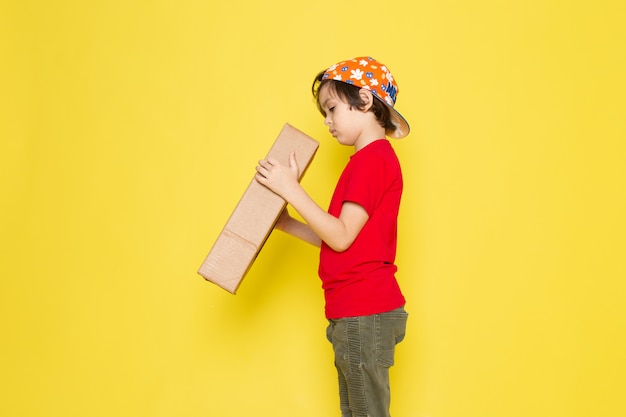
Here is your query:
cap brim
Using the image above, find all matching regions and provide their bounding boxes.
[371,94,409,139]
[387,107,410,139]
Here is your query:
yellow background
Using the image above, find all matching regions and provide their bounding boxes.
[1,1,625,416]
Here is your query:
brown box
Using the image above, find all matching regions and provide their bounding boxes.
[198,123,319,293]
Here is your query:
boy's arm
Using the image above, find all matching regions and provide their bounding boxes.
[275,209,321,247]
[256,152,368,252]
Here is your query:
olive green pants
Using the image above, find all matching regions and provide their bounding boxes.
[326,307,408,417]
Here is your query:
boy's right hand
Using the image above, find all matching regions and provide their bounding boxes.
[255,151,300,200]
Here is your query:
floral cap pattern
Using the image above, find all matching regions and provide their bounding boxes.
[322,56,410,138]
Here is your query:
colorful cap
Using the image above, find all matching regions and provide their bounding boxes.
[322,56,410,139]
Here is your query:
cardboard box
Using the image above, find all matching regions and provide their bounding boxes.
[198,123,319,293]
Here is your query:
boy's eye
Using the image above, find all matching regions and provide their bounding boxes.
[328,107,335,112]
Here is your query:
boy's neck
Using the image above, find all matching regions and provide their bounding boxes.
[354,125,387,152]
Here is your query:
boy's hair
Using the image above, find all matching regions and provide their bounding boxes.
[312,70,396,133]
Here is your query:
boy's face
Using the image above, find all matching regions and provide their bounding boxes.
[318,84,370,147]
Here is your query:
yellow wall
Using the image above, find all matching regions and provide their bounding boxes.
[1,1,625,416]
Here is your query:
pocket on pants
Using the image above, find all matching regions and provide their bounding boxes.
[376,308,408,367]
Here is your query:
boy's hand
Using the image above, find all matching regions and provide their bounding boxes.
[255,151,300,199]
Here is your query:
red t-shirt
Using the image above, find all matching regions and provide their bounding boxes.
[319,139,406,319]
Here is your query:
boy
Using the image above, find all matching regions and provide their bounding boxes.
[255,56,409,417]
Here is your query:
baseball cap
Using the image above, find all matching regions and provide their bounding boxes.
[321,56,410,139]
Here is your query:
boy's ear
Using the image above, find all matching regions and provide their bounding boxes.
[358,88,374,111]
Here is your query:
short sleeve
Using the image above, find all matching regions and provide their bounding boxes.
[343,150,388,216]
